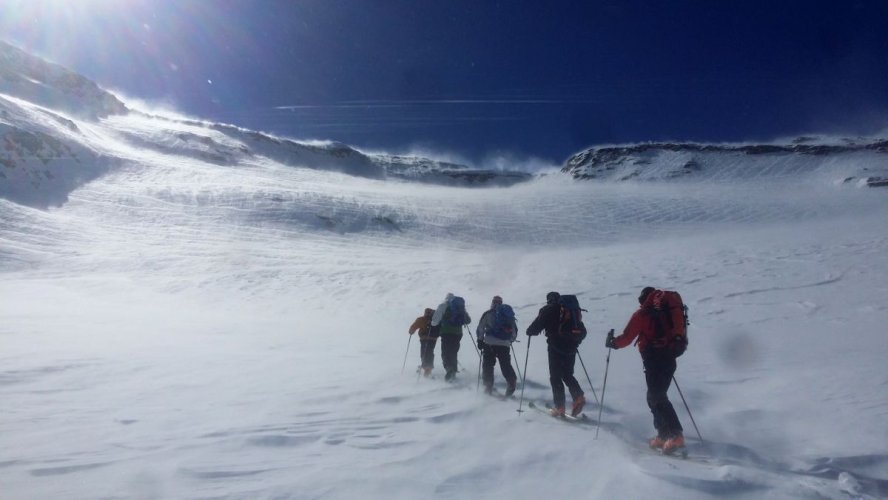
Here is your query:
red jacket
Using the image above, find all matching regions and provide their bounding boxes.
[612,293,659,352]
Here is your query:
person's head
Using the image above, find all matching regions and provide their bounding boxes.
[424,308,434,317]
[546,291,560,305]
[638,286,655,305]
[490,295,503,310]
[445,292,454,303]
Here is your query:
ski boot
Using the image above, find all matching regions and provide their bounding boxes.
[571,395,586,417]
[662,434,685,455]
[504,379,517,397]
[648,436,667,450]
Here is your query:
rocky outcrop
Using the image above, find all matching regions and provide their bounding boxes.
[563,139,888,187]
[0,120,109,208]
[373,155,532,187]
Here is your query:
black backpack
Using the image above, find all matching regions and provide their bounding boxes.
[558,295,587,344]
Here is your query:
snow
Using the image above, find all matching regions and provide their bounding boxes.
[2,49,888,499]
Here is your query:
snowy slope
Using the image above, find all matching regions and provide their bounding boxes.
[1,43,888,499]
[1,38,531,209]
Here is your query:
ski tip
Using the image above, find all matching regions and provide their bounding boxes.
[660,447,688,458]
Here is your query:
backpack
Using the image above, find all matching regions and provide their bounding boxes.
[648,290,690,357]
[558,294,588,344]
[444,296,467,326]
[488,304,516,341]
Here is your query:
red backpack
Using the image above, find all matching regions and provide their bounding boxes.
[649,290,689,357]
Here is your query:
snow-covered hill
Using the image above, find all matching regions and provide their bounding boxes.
[0,41,127,119]
[1,42,887,499]
[0,40,531,209]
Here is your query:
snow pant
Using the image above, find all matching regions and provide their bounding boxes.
[419,338,437,369]
[642,350,683,439]
[482,344,517,390]
[440,334,462,379]
[548,347,584,408]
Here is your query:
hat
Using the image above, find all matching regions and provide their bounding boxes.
[638,287,655,304]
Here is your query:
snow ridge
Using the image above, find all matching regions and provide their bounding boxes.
[564,139,888,187]
[0,41,127,119]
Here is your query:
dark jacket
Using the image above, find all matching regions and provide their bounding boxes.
[527,303,576,353]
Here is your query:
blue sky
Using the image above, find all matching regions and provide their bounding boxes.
[3,0,888,164]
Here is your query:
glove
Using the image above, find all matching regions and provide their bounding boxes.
[526,328,540,336]
[477,338,485,350]
[605,331,617,349]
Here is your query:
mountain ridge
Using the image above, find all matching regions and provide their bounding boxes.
[1,39,886,212]
[563,139,888,187]
[0,40,533,208]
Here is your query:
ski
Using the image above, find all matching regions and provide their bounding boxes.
[658,446,689,459]
[641,442,717,465]
[527,401,590,423]
[543,402,591,422]
[483,387,517,401]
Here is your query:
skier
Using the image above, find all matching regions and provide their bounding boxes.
[431,293,472,381]
[476,295,518,396]
[408,307,437,377]
[607,286,685,454]
[526,291,586,417]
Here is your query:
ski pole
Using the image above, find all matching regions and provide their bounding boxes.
[576,350,601,405]
[595,329,614,439]
[464,325,482,360]
[516,336,532,414]
[401,334,413,374]
[673,376,704,444]
[511,344,523,383]
[477,345,483,391]
[462,325,483,390]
